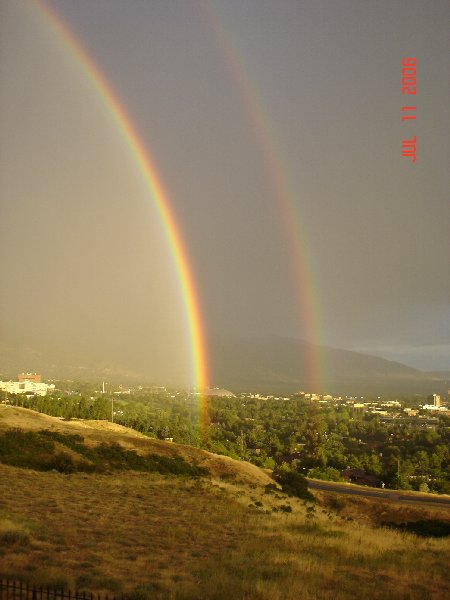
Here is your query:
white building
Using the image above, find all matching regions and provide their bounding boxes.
[422,404,446,412]
[0,380,55,397]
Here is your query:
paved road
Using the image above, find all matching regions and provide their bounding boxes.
[307,478,450,507]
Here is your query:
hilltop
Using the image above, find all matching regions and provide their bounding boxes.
[0,405,271,486]
[1,406,449,599]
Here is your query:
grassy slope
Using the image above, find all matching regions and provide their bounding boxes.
[0,405,271,486]
[0,405,449,600]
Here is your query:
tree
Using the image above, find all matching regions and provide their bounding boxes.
[362,453,382,477]
[307,466,343,482]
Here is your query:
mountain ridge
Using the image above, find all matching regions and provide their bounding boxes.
[208,335,449,394]
[1,336,448,394]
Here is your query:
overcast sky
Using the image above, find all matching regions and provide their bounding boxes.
[1,0,449,381]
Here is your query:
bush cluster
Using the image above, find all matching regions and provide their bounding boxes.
[273,468,315,502]
[0,429,207,477]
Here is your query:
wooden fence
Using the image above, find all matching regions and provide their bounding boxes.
[0,580,118,600]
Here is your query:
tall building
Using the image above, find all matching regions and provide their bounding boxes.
[18,373,41,383]
[433,394,441,408]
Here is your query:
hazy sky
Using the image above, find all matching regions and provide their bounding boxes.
[1,0,449,380]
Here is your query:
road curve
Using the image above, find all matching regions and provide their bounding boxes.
[307,478,450,507]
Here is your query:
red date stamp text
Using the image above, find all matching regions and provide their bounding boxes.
[401,57,416,163]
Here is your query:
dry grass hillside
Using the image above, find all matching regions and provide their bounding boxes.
[1,405,449,599]
[0,405,272,486]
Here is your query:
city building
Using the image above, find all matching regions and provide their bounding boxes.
[18,373,42,383]
[0,379,54,397]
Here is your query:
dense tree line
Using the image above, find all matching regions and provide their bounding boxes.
[3,388,449,493]
[203,396,449,492]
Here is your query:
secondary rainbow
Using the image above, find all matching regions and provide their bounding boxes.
[32,0,209,393]
[198,1,324,389]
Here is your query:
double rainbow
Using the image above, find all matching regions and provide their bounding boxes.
[32,0,323,395]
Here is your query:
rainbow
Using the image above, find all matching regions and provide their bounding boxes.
[32,0,209,393]
[198,2,324,389]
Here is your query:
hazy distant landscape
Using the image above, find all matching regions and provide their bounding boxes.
[2,336,449,395]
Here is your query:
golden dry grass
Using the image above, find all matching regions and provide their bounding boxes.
[2,462,450,599]
[1,405,450,599]
[0,405,272,485]
[0,465,257,594]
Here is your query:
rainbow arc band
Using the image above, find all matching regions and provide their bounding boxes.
[199,1,323,388]
[33,0,209,395]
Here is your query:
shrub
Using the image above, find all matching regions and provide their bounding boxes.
[306,506,316,520]
[39,430,86,452]
[0,429,208,477]
[264,483,278,494]
[0,530,30,546]
[328,496,346,512]
[273,469,314,502]
[0,429,56,471]
[383,520,450,538]
[47,452,77,474]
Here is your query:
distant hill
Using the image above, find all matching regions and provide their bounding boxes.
[426,371,450,380]
[208,335,449,395]
[0,341,157,385]
[1,337,447,395]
